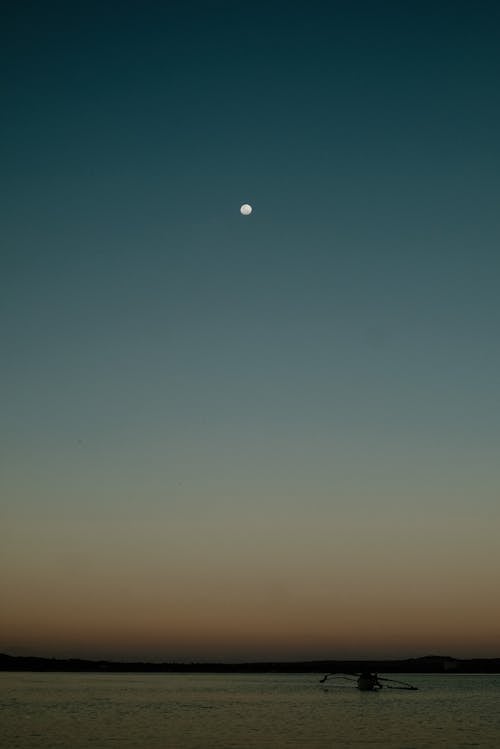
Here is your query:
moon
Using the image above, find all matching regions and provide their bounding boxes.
[240,204,252,216]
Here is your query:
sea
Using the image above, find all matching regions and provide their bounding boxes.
[1,672,499,748]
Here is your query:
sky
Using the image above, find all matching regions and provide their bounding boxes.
[2,0,499,662]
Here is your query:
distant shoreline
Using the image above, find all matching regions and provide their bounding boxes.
[2,653,500,674]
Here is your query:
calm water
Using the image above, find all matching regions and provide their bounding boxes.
[1,672,500,748]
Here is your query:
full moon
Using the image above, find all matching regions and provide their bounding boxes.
[240,204,252,215]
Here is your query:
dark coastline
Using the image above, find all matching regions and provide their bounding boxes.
[1,653,499,674]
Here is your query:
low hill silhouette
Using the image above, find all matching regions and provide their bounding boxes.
[1,653,499,673]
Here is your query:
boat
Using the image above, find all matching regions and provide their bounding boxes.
[320,672,418,691]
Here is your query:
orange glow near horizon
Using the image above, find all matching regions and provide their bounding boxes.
[3,496,500,661]
[3,547,500,661]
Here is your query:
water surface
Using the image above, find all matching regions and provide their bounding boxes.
[2,672,499,748]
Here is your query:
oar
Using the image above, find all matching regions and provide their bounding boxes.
[378,677,418,690]
[320,673,356,684]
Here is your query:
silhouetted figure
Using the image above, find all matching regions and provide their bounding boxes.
[357,672,382,691]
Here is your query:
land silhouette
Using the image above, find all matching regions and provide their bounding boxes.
[1,653,499,673]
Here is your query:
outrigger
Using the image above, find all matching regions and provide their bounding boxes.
[320,671,418,691]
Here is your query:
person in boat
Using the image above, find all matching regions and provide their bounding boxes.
[357,672,382,691]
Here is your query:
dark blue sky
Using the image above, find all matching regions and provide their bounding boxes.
[2,1,500,659]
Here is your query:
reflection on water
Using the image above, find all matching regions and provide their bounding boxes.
[2,672,500,748]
